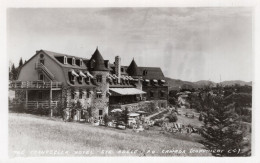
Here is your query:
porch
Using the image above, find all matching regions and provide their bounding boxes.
[9,81,62,90]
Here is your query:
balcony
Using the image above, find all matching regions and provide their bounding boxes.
[9,81,62,90]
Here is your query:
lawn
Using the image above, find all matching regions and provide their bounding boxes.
[9,113,211,157]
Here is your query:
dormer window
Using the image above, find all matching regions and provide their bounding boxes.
[143,70,148,76]
[80,59,83,67]
[72,57,76,65]
[64,56,68,64]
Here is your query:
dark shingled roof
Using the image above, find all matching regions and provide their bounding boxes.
[127,59,139,76]
[138,67,165,80]
[89,48,109,71]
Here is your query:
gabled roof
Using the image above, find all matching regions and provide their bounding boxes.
[127,59,139,76]
[89,48,109,71]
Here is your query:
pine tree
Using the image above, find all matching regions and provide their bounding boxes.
[200,95,245,156]
[19,58,23,67]
[10,64,17,80]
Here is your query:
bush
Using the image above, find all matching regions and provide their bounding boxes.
[10,102,26,113]
[166,113,178,123]
[103,114,113,126]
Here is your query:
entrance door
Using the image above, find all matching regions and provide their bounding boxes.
[99,109,103,120]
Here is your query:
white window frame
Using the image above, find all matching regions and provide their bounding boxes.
[72,57,76,65]
[64,56,68,64]
[80,59,83,67]
[39,73,44,81]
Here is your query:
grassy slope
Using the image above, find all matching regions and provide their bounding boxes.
[9,113,211,157]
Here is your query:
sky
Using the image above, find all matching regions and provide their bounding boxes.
[7,8,253,82]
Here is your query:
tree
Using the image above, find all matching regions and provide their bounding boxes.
[168,97,177,106]
[200,95,246,156]
[122,107,129,125]
[9,64,18,80]
[19,58,23,67]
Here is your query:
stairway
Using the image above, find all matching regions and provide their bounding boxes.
[36,62,55,80]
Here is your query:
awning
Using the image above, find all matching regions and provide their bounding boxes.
[70,70,79,77]
[84,71,93,78]
[109,88,146,95]
[113,74,118,78]
[109,74,115,79]
[79,71,87,78]
[145,79,150,82]
[96,91,102,94]
[127,113,140,117]
[153,79,158,83]
[107,91,112,95]
[160,79,166,83]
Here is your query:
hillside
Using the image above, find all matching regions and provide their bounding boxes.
[9,113,210,157]
[166,77,252,90]
[220,80,252,86]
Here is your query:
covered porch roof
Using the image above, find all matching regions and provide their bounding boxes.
[109,88,146,96]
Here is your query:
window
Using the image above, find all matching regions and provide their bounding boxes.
[80,59,83,67]
[86,91,90,98]
[64,56,67,64]
[99,110,103,116]
[38,91,43,100]
[160,91,164,97]
[79,91,83,99]
[143,70,148,76]
[97,94,102,98]
[72,57,76,65]
[96,75,102,83]
[121,68,124,72]
[85,76,90,84]
[150,91,154,97]
[90,60,95,68]
[78,76,83,84]
[68,72,75,84]
[39,73,44,81]
[99,110,103,120]
[40,59,44,65]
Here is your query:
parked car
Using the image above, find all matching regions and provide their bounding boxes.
[116,121,126,130]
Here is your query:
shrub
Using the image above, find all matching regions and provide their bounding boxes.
[166,113,178,123]
[10,102,26,113]
[103,114,113,126]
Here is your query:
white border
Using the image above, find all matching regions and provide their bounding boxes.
[0,0,259,163]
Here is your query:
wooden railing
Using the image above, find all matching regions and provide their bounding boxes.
[9,81,62,89]
[36,62,55,80]
[26,101,58,108]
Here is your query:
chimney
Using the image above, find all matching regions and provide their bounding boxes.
[115,56,121,83]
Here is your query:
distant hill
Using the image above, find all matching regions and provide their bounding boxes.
[165,77,252,90]
[220,80,252,86]
[194,80,216,87]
